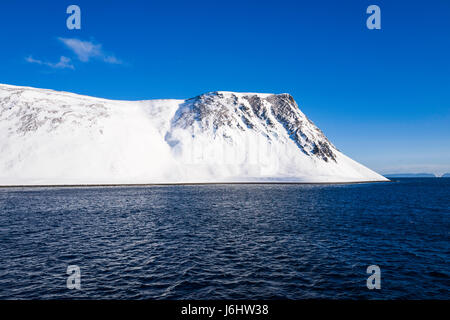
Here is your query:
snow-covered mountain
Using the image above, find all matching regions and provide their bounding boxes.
[0,83,387,185]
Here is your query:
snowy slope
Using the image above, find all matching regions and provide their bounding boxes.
[0,84,388,185]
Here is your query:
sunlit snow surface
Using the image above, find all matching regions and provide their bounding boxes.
[0,84,387,185]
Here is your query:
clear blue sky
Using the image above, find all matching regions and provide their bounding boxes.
[1,0,449,175]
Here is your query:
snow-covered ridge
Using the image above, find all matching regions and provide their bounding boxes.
[0,83,388,185]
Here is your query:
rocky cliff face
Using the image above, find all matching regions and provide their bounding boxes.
[167,91,336,162]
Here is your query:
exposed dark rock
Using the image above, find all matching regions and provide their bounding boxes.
[170,91,337,162]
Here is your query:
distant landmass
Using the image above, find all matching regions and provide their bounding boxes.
[385,173,436,178]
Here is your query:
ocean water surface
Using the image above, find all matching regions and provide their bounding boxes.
[0,178,448,299]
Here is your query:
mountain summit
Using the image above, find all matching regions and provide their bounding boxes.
[0,84,387,185]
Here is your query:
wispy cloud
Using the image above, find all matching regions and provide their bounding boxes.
[58,37,122,64]
[25,56,74,70]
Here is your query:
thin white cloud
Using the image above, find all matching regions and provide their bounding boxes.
[25,56,43,64]
[25,55,74,70]
[58,37,122,64]
[51,56,74,69]
[103,55,122,64]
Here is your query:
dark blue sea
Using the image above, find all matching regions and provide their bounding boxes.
[0,178,448,299]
